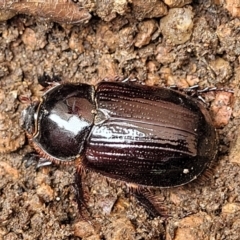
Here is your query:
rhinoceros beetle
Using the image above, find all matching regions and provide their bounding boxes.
[22,79,218,217]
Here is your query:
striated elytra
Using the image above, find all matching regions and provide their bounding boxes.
[23,81,218,215]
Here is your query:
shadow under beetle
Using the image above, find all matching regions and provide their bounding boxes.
[22,80,218,217]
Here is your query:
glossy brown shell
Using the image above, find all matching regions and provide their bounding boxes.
[84,82,218,187]
[24,82,217,188]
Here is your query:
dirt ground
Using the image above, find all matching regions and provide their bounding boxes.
[0,0,240,239]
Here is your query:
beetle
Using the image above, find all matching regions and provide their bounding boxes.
[22,81,218,216]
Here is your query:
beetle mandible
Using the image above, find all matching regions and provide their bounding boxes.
[22,81,218,216]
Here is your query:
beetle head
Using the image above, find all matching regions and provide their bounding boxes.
[22,84,96,164]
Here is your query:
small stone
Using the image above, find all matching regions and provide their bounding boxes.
[36,183,54,202]
[209,58,232,83]
[169,190,183,206]
[163,0,192,8]
[210,91,233,128]
[26,194,43,212]
[96,24,119,52]
[221,0,240,18]
[0,161,19,180]
[97,54,119,80]
[146,73,161,86]
[186,75,199,86]
[97,4,116,22]
[147,61,158,73]
[0,227,8,238]
[113,0,129,15]
[104,218,136,240]
[166,213,212,240]
[74,221,95,238]
[0,10,16,21]
[132,0,168,20]
[155,45,175,64]
[222,203,240,215]
[112,197,130,214]
[69,32,84,53]
[135,20,158,48]
[160,7,194,45]
[21,28,37,49]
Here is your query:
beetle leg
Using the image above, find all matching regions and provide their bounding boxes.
[22,152,52,168]
[74,170,91,222]
[190,166,215,187]
[131,187,167,218]
[36,158,53,168]
[22,152,39,168]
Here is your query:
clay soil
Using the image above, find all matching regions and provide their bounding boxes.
[0,0,240,239]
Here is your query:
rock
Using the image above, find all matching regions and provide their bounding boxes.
[160,7,193,45]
